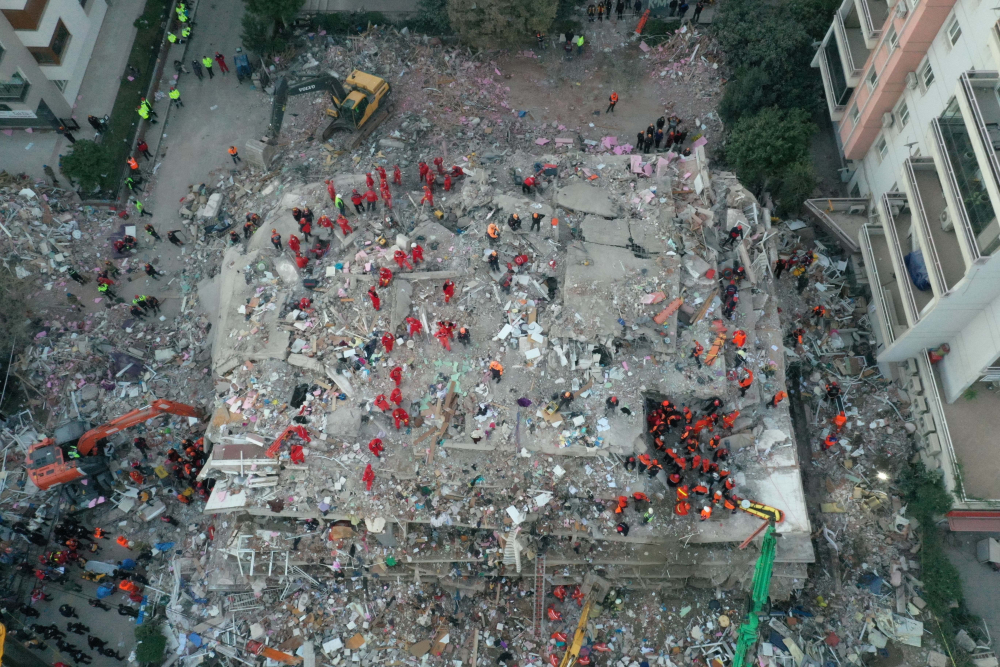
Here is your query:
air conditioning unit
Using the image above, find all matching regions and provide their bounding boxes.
[906,72,918,89]
[940,206,954,231]
[896,1,908,17]
[882,112,895,128]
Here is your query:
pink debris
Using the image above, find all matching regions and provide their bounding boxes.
[535,138,551,145]
[630,156,644,174]
[691,136,708,148]
[639,41,650,52]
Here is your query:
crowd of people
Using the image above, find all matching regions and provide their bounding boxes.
[634,114,691,155]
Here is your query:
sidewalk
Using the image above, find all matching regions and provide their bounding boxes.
[0,0,144,182]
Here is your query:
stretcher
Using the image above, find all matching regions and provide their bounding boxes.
[703,332,727,366]
[737,499,784,523]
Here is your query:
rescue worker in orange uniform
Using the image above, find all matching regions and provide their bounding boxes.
[691,340,704,367]
[766,391,787,409]
[833,411,847,432]
[737,368,754,397]
[732,329,747,348]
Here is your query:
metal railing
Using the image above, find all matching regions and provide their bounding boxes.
[902,160,950,295]
[818,47,848,117]
[916,350,968,502]
[834,12,865,78]
[0,80,29,102]
[859,224,898,345]
[931,118,983,259]
[858,0,883,40]
[878,194,921,323]
[959,70,1000,239]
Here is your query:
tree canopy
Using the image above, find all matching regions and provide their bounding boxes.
[447,0,558,48]
[60,140,117,193]
[725,106,815,190]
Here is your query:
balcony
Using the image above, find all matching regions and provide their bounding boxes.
[0,77,30,103]
[859,224,909,344]
[877,194,933,324]
[833,4,871,86]
[901,157,968,292]
[818,37,855,121]
[930,113,996,263]
[804,198,868,252]
[954,72,1000,256]
[855,0,889,47]
[918,353,1000,505]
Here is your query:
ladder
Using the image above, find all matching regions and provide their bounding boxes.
[532,553,547,638]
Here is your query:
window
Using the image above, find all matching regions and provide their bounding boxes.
[867,68,879,91]
[947,17,962,46]
[896,100,910,127]
[52,80,67,91]
[887,26,899,51]
[877,137,889,162]
[850,183,862,198]
[920,60,935,90]
[0,41,5,66]
[850,104,860,125]
[890,182,899,192]
[28,20,71,66]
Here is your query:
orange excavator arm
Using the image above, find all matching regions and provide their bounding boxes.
[78,399,204,455]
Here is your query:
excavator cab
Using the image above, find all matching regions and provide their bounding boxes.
[323,70,390,140]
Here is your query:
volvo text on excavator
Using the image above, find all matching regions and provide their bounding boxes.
[266,70,390,147]
[25,399,205,494]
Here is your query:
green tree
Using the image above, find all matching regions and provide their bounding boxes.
[447,0,558,47]
[241,11,286,56]
[775,160,818,216]
[725,107,815,190]
[60,140,117,193]
[781,0,840,41]
[712,0,820,112]
[134,622,167,665]
[410,0,452,33]
[244,0,305,33]
[718,67,778,126]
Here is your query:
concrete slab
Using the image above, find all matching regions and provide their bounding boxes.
[555,182,621,218]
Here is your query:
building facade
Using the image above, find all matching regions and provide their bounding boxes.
[0,0,108,128]
[811,0,1000,524]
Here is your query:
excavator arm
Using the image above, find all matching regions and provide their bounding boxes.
[266,75,349,139]
[77,399,204,455]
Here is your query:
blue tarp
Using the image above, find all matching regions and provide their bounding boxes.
[904,250,931,292]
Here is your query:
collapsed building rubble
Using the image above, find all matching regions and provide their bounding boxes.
[0,21,982,667]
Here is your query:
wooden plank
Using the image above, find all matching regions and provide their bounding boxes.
[691,289,718,324]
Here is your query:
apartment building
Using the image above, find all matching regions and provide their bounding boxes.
[0,0,108,128]
[811,0,1000,527]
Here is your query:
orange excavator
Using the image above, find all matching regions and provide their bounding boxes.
[25,399,204,493]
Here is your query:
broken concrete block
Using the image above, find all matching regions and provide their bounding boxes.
[555,182,620,218]
[154,349,177,362]
[80,385,100,401]
[196,193,223,219]
[927,651,949,667]
[287,353,324,373]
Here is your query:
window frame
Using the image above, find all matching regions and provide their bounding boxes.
[947,16,962,46]
[896,100,910,128]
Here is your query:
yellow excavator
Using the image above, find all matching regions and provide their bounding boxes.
[266,70,391,147]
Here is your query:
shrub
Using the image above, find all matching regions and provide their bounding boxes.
[61,140,117,193]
